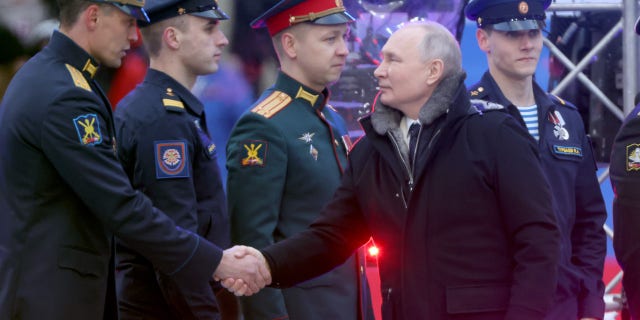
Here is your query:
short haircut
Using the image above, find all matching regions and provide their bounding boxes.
[57,0,115,28]
[405,21,462,77]
[140,15,188,57]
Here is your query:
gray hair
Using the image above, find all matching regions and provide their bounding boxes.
[401,20,462,77]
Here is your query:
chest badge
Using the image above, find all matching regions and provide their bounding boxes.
[627,144,640,171]
[298,132,315,144]
[549,110,569,140]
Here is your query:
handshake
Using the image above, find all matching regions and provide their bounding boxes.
[213,245,272,296]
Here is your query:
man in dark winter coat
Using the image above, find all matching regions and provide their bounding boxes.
[223,20,561,319]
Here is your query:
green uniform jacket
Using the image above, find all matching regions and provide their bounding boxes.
[227,72,370,320]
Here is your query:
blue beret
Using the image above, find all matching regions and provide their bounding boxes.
[141,0,228,26]
[250,0,355,36]
[465,0,550,31]
[92,0,149,22]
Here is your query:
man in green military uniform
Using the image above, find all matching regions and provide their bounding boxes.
[226,0,372,319]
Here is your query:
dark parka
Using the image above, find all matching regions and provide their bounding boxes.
[0,32,221,319]
[610,103,640,318]
[469,71,607,317]
[262,71,561,319]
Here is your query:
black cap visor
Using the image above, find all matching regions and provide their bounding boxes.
[112,3,150,22]
[491,19,543,31]
[190,7,230,20]
[310,11,355,25]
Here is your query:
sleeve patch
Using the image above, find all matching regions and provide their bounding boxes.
[73,113,102,146]
[240,140,267,167]
[626,144,640,171]
[155,140,190,179]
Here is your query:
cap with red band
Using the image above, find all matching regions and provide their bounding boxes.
[250,0,355,36]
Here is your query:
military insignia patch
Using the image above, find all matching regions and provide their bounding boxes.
[626,144,640,171]
[73,114,102,146]
[155,141,189,179]
[553,145,583,157]
[241,140,267,167]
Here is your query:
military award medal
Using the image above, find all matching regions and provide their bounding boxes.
[299,132,318,160]
[549,110,569,140]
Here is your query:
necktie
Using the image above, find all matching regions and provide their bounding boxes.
[408,123,420,167]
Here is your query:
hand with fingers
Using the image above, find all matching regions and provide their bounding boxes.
[213,245,271,296]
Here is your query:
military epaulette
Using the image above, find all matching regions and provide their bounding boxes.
[65,64,92,92]
[470,99,504,113]
[251,90,291,119]
[468,86,486,98]
[162,87,185,112]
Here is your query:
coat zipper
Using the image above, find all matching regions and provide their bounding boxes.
[388,132,412,208]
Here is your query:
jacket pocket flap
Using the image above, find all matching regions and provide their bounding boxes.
[58,247,106,278]
[446,283,509,314]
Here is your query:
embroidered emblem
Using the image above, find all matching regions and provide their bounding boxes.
[155,141,189,179]
[241,141,267,166]
[549,110,569,140]
[309,144,318,161]
[298,132,315,144]
[627,144,640,171]
[73,114,102,146]
[252,91,292,118]
[553,145,582,157]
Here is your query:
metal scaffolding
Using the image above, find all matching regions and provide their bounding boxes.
[547,1,638,315]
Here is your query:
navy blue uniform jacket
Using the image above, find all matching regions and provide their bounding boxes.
[114,69,229,317]
[469,71,607,318]
[0,31,222,319]
[611,103,640,318]
[262,72,561,319]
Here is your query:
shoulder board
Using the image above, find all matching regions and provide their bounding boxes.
[163,98,185,112]
[251,91,292,119]
[65,64,92,92]
[547,93,577,110]
[470,99,505,113]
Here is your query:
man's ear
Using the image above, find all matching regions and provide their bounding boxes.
[84,4,101,31]
[164,26,181,50]
[280,32,298,59]
[426,59,444,86]
[476,28,490,53]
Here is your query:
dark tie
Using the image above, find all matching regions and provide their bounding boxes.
[408,123,420,167]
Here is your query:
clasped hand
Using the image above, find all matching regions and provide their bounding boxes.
[213,245,271,296]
